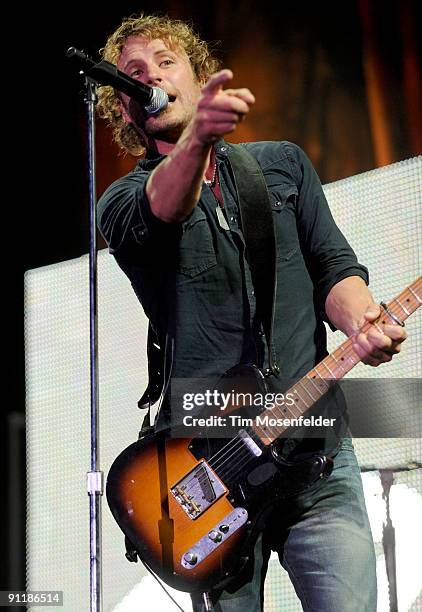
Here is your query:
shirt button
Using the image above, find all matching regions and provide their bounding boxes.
[220,146,227,152]
[230,216,236,222]
[274,201,282,207]
[135,227,147,239]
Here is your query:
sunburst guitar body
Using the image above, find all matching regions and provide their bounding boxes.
[106,277,421,593]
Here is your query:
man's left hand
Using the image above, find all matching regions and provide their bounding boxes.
[352,304,407,366]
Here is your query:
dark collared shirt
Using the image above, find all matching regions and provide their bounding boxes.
[98,140,368,434]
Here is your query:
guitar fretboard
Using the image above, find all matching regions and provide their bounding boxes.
[250,276,422,445]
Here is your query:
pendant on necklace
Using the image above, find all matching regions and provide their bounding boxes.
[216,205,230,231]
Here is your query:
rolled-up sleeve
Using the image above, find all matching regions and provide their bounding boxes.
[285,143,369,322]
[97,170,171,254]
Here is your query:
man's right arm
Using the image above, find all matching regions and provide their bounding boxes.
[145,130,211,223]
[146,70,255,223]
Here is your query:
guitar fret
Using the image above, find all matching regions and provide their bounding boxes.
[409,286,422,304]
[331,352,346,374]
[395,297,410,315]
[255,419,274,438]
[340,350,350,368]
[267,404,283,424]
[320,360,336,378]
[253,279,422,445]
[307,376,320,393]
[262,422,277,439]
[298,379,317,402]
[347,351,358,366]
[337,344,358,373]
[255,424,274,443]
[314,369,331,389]
[271,404,301,417]
[249,276,421,449]
[292,387,310,408]
[275,399,300,420]
[307,374,328,395]
[345,350,358,368]
[288,403,302,419]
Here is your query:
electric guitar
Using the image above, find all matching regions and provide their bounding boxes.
[106,277,421,593]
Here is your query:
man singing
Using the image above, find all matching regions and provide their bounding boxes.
[97,13,406,611]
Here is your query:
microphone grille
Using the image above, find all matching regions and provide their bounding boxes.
[145,87,169,115]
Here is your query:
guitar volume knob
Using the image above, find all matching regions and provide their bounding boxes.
[219,524,229,533]
[183,552,198,565]
[208,530,223,542]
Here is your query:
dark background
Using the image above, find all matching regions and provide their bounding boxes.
[3,0,420,596]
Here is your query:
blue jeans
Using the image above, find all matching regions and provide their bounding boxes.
[191,441,376,611]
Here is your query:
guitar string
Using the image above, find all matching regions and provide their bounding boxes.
[172,447,256,536]
[177,360,406,528]
[176,339,357,495]
[175,379,322,497]
[190,282,420,476]
[174,286,421,498]
[174,436,250,494]
[203,371,325,471]
[207,336,361,472]
[210,316,407,481]
[170,286,422,534]
[176,337,363,499]
[206,362,346,472]
[170,283,421,531]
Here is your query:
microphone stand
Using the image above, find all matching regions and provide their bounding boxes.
[82,74,103,612]
[362,463,422,612]
[67,47,169,612]
[379,470,397,612]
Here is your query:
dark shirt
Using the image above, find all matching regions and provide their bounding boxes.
[98,140,368,438]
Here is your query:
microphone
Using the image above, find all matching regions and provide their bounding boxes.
[66,47,169,115]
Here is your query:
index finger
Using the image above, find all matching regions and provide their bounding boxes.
[202,69,234,94]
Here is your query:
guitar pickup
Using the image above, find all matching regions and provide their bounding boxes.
[171,461,227,519]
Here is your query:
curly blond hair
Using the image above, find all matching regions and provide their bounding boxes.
[96,13,221,157]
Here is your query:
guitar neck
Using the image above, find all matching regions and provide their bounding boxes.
[251,276,422,445]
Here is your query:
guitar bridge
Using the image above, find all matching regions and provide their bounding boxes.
[171,461,226,519]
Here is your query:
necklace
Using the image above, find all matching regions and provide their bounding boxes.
[204,159,218,187]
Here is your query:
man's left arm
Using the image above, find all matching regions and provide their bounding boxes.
[325,275,407,366]
[287,143,407,366]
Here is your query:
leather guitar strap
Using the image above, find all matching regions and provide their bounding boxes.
[227,143,279,376]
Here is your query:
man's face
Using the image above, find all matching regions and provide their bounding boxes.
[117,36,202,146]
